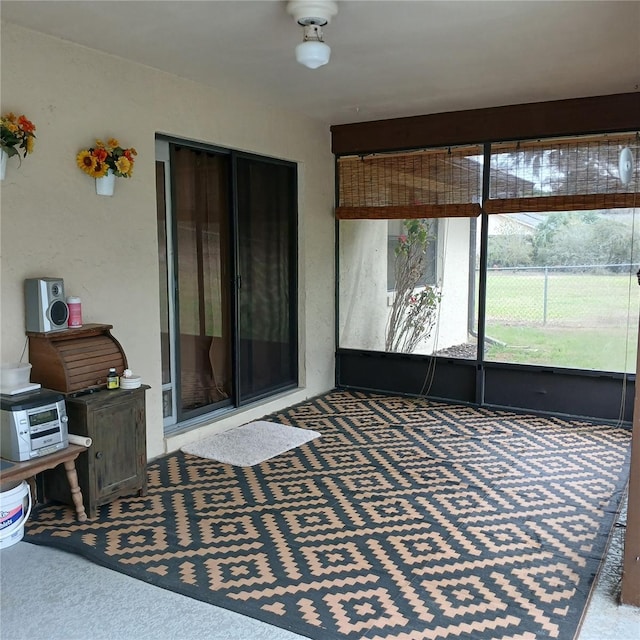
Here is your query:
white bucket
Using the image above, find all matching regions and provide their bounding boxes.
[0,480,32,549]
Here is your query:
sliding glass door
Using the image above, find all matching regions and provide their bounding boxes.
[156,140,298,429]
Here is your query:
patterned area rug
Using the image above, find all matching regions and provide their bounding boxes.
[25,390,631,640]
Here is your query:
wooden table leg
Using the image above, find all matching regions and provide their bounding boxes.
[63,459,88,522]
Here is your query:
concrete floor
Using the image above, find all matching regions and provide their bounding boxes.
[1,500,638,640]
[0,542,303,640]
[575,506,640,640]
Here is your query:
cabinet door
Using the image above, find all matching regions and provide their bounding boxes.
[91,397,142,499]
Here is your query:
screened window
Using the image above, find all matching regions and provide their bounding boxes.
[483,134,639,373]
[337,134,639,373]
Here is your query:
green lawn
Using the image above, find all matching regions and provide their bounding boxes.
[484,271,638,372]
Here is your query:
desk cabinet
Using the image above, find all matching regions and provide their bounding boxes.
[44,386,148,519]
[28,324,127,394]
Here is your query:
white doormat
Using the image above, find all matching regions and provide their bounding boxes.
[181,420,321,467]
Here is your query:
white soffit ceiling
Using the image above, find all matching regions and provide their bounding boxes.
[2,0,639,125]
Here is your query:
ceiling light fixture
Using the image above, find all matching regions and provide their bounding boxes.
[287,1,338,69]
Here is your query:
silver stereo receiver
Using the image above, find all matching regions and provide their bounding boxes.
[0,389,69,461]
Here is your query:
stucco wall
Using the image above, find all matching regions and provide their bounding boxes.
[0,23,336,459]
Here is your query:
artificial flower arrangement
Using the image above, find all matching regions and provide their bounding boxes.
[1,112,36,159]
[76,138,137,179]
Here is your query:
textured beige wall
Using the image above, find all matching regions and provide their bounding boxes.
[0,23,335,458]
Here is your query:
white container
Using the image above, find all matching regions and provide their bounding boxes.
[66,296,82,328]
[0,363,32,389]
[95,169,116,196]
[0,480,32,549]
[0,149,7,181]
[120,375,141,389]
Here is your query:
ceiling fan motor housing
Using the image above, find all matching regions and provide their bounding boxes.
[287,1,338,26]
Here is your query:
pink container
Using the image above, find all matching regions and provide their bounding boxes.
[66,296,82,328]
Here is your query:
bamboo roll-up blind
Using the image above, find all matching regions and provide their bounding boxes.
[486,133,639,214]
[336,145,484,219]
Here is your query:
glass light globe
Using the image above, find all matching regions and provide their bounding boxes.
[295,40,331,69]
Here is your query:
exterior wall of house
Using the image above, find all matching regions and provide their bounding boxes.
[0,22,336,459]
[338,217,473,354]
[488,215,533,236]
[338,220,389,350]
[433,217,473,351]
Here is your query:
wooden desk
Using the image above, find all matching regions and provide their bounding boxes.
[0,445,88,522]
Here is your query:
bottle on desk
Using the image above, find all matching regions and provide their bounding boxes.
[106,368,119,389]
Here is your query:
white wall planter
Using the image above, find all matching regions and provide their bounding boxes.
[95,169,116,196]
[0,149,8,181]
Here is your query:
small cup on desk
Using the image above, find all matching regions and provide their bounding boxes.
[120,375,141,390]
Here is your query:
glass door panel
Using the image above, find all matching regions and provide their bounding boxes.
[236,156,297,402]
[155,159,175,423]
[173,147,232,417]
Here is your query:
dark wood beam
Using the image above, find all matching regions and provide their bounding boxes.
[331,93,640,156]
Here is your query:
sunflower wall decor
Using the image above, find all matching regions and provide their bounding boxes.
[76,138,137,196]
[0,112,37,180]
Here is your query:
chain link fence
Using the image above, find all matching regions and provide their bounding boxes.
[485,264,637,328]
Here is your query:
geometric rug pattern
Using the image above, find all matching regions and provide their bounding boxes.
[25,390,631,640]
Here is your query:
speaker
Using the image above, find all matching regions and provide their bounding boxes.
[24,278,69,333]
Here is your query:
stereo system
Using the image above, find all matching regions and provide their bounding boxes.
[0,389,69,461]
[24,277,69,333]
